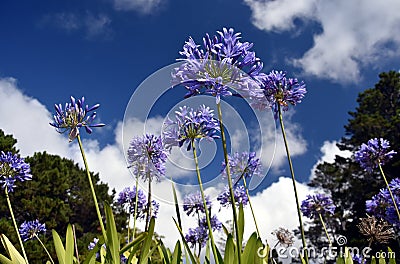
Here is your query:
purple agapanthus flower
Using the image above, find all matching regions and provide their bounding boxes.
[300,194,336,219]
[217,185,249,207]
[0,151,32,192]
[354,138,397,173]
[352,254,366,264]
[163,105,220,151]
[222,151,262,185]
[50,96,105,142]
[183,192,211,216]
[127,134,168,182]
[172,27,266,104]
[117,186,148,220]
[252,70,307,119]
[185,226,209,248]
[117,187,159,219]
[19,220,46,242]
[366,178,400,226]
[199,215,222,232]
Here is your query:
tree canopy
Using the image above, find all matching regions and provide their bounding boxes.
[309,71,400,259]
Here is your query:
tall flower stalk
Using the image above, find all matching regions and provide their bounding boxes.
[223,151,262,237]
[127,134,166,231]
[50,96,107,240]
[355,138,400,222]
[217,102,241,261]
[77,134,107,240]
[163,105,220,263]
[1,151,33,264]
[278,105,307,259]
[5,187,29,263]
[255,70,308,262]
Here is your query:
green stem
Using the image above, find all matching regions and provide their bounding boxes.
[318,213,332,246]
[144,174,152,232]
[34,234,55,264]
[132,175,140,240]
[76,135,107,241]
[217,103,242,264]
[378,163,400,222]
[278,105,308,264]
[5,187,29,264]
[242,177,261,237]
[191,140,219,264]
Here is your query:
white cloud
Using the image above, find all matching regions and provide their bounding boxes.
[244,0,400,83]
[254,111,307,171]
[40,12,113,39]
[309,140,352,180]
[113,0,163,14]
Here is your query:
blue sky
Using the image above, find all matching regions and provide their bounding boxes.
[1,0,399,248]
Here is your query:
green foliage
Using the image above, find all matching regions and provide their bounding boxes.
[309,71,400,261]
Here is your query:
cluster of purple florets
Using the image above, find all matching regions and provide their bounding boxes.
[354,138,397,173]
[19,219,46,242]
[50,96,105,142]
[222,151,262,185]
[127,134,168,182]
[0,151,32,192]
[217,185,249,208]
[366,178,400,226]
[163,105,220,151]
[300,194,336,219]
[117,186,159,219]
[183,192,222,249]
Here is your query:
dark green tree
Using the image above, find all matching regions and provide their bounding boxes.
[0,129,127,262]
[308,71,400,261]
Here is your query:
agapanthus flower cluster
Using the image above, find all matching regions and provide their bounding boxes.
[172,27,265,103]
[217,185,249,207]
[0,151,32,192]
[19,220,46,242]
[185,215,222,248]
[354,138,397,173]
[117,186,159,219]
[222,151,262,185]
[127,134,168,182]
[183,192,211,216]
[163,105,220,151]
[352,254,366,264]
[366,178,400,226]
[50,96,105,142]
[252,70,306,118]
[300,194,336,219]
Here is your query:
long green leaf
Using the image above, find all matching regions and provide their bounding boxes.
[171,182,182,230]
[105,202,120,263]
[52,230,66,264]
[171,241,182,264]
[0,254,13,264]
[224,234,235,264]
[139,217,155,264]
[65,225,74,264]
[172,218,198,264]
[388,247,396,264]
[0,234,26,264]
[82,238,105,264]
[241,232,257,264]
[120,232,147,254]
